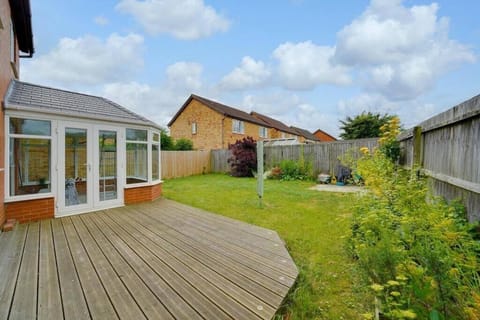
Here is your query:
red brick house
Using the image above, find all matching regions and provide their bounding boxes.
[313,129,337,142]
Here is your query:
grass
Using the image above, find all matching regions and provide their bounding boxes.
[163,174,371,319]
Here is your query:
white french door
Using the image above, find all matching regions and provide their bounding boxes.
[57,122,123,216]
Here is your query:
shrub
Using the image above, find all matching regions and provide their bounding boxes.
[175,138,194,150]
[350,127,480,319]
[160,130,175,150]
[278,158,312,181]
[227,137,257,177]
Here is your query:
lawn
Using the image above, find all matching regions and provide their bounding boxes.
[163,174,371,319]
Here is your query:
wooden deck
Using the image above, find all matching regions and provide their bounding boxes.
[0,198,298,319]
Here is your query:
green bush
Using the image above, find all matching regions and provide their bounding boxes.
[278,158,312,181]
[175,138,194,150]
[350,151,480,320]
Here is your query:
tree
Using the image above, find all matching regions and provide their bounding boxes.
[160,128,175,150]
[175,138,194,150]
[227,137,257,177]
[339,112,397,140]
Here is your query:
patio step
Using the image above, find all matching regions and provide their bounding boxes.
[2,219,17,232]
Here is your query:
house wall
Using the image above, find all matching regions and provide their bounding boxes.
[124,183,162,204]
[0,0,19,226]
[170,100,272,150]
[169,100,224,150]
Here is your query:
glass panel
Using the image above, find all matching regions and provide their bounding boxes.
[9,138,51,196]
[126,128,147,141]
[65,128,87,206]
[10,118,51,136]
[99,130,117,201]
[153,132,160,142]
[152,144,160,181]
[126,143,148,184]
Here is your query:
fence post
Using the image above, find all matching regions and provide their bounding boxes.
[412,126,423,168]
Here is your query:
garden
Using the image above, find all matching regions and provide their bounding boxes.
[163,118,480,319]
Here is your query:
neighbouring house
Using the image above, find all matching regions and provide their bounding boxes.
[250,111,300,140]
[290,126,321,143]
[0,0,34,228]
[4,80,163,223]
[313,129,337,142]
[169,94,328,150]
[168,94,280,150]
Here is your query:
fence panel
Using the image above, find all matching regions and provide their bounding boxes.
[161,150,211,179]
[398,94,480,221]
[211,138,378,176]
[211,149,232,173]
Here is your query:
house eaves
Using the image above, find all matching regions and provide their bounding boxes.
[9,0,34,57]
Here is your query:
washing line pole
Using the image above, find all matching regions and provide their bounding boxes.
[257,140,264,207]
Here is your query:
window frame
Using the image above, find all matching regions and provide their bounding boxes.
[232,119,245,134]
[259,126,268,138]
[125,127,162,187]
[5,116,54,201]
[191,122,197,135]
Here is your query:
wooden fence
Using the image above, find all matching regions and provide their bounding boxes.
[161,151,211,179]
[398,94,480,222]
[211,138,378,175]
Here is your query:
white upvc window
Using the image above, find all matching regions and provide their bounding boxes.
[259,126,268,138]
[126,128,161,185]
[232,119,244,134]
[7,117,52,197]
[192,122,197,134]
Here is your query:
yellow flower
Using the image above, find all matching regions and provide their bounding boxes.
[390,291,401,297]
[387,280,400,286]
[362,313,374,320]
[400,309,417,319]
[370,283,384,292]
[396,275,408,281]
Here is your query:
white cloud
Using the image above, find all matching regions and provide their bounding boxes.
[334,0,476,100]
[220,56,271,91]
[22,33,144,86]
[101,61,206,127]
[273,41,351,90]
[165,61,203,90]
[94,16,109,26]
[116,0,230,40]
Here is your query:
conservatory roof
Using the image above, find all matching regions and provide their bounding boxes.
[5,80,160,129]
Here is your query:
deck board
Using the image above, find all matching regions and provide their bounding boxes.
[0,224,28,320]
[0,198,298,319]
[9,222,39,320]
[38,220,63,320]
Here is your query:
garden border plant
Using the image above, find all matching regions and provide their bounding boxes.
[350,117,480,319]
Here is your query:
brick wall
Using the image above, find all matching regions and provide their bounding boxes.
[170,100,224,150]
[0,0,19,227]
[5,197,55,223]
[124,183,162,205]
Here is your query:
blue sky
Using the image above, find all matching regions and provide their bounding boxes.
[22,0,480,137]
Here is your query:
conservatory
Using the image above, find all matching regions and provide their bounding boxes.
[4,80,162,221]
